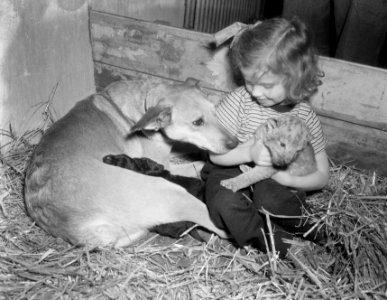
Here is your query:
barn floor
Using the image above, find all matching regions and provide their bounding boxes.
[1,115,386,299]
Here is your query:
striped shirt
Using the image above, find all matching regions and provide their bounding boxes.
[216,87,327,154]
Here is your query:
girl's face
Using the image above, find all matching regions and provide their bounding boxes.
[240,67,287,107]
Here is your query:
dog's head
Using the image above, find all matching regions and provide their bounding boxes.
[131,78,238,154]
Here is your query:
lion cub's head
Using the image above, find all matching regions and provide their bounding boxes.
[263,115,310,168]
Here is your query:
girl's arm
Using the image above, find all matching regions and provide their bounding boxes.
[271,150,330,191]
[209,138,272,166]
[209,140,253,166]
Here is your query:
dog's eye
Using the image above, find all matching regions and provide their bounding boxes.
[280,142,286,148]
[192,118,204,126]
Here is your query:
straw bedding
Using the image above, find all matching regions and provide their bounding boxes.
[1,120,386,299]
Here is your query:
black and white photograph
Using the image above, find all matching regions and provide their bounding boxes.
[1,0,386,299]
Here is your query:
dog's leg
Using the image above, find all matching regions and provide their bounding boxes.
[69,171,228,247]
[103,155,166,176]
[103,154,204,195]
[148,186,228,239]
[102,154,222,241]
[169,161,205,178]
[77,220,148,248]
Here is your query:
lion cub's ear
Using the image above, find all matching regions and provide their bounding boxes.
[296,124,311,151]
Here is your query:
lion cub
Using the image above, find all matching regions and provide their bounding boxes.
[221,115,316,192]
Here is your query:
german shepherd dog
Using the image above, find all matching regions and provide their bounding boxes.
[24,78,237,247]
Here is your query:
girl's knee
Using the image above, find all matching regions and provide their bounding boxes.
[206,189,237,212]
[204,189,240,230]
[253,179,306,216]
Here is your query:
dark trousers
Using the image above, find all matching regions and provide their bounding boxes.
[201,161,325,257]
[150,160,325,258]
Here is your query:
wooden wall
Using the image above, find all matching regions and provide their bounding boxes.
[1,0,186,148]
[0,0,95,146]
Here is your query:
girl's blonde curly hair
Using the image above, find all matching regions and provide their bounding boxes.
[229,17,324,103]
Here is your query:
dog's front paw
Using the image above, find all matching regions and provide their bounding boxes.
[220,179,240,192]
[102,154,165,175]
[134,157,165,175]
[103,154,134,168]
[102,154,115,165]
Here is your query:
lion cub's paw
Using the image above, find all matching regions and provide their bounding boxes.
[220,179,240,193]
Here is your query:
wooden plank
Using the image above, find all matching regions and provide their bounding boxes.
[320,115,387,175]
[313,57,387,132]
[90,11,237,91]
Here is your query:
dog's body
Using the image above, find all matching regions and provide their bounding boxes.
[24,79,236,247]
[221,115,316,192]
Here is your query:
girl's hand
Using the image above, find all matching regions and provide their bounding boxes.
[271,171,291,186]
[271,150,330,191]
[249,139,272,166]
[266,118,278,131]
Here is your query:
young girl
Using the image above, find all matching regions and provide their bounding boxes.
[201,17,330,258]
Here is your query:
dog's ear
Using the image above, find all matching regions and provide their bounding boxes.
[145,84,171,109]
[130,106,172,133]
